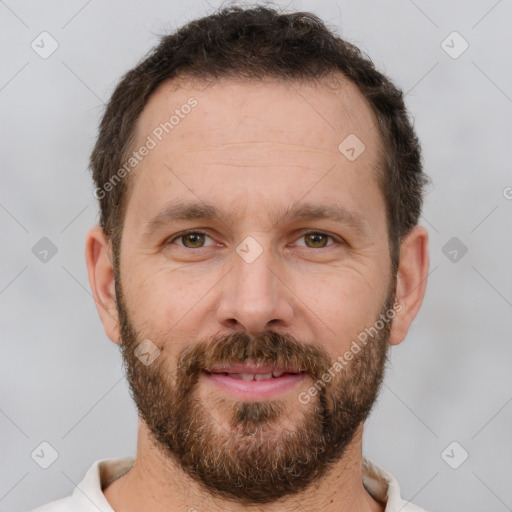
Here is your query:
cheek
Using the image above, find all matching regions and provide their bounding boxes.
[122,263,220,343]
[293,269,386,353]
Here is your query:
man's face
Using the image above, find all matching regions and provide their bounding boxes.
[115,76,394,503]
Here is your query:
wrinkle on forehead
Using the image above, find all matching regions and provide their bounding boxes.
[124,74,384,219]
[134,73,381,152]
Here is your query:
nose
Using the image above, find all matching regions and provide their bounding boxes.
[216,242,294,336]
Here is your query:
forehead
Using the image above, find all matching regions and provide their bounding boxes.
[125,74,384,233]
[134,74,380,156]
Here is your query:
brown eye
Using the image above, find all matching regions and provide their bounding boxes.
[302,232,333,248]
[173,232,210,248]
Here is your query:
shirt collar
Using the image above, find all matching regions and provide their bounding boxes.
[65,456,424,512]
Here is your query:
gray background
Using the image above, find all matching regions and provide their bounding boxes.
[1,1,511,511]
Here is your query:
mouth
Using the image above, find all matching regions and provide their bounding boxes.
[201,364,307,400]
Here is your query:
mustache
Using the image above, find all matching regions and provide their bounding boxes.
[175,330,333,382]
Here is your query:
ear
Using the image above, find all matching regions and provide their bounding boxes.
[389,225,429,346]
[85,225,121,345]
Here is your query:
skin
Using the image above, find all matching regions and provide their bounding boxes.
[86,74,429,512]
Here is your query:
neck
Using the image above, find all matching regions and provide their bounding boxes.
[103,421,384,512]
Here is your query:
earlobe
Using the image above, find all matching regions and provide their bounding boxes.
[85,225,121,345]
[389,225,429,346]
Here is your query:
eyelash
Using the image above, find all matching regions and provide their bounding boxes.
[167,230,341,249]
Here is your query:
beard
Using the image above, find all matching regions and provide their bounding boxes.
[115,277,394,505]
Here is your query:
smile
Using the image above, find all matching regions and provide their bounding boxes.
[202,364,307,400]
[211,371,299,380]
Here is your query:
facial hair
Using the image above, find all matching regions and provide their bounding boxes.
[115,279,394,505]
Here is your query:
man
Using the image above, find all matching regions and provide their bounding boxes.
[32,5,430,512]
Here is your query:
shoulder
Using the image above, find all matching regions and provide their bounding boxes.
[27,457,135,512]
[362,457,430,512]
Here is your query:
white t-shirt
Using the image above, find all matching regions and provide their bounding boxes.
[29,457,428,511]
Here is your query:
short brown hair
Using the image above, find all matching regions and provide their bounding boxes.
[90,5,428,273]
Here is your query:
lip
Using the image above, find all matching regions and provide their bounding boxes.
[202,370,307,400]
[208,364,302,374]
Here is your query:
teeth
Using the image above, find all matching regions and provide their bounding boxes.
[254,373,273,381]
[220,371,290,380]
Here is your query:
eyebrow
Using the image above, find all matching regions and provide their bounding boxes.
[143,200,368,236]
